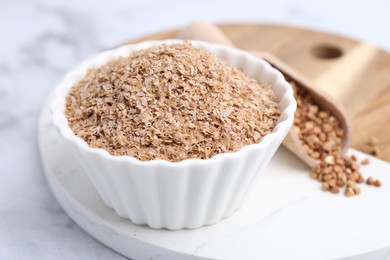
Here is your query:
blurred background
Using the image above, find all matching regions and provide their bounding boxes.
[1,0,390,259]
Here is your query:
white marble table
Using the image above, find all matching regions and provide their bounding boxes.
[1,0,390,259]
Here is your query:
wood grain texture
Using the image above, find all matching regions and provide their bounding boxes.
[126,23,390,162]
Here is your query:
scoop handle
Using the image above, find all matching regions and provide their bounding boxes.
[177,21,235,48]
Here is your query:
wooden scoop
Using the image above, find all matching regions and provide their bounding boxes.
[177,21,352,168]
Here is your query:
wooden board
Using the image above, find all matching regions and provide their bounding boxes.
[126,23,390,162]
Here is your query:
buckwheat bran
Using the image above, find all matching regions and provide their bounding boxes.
[65,43,281,162]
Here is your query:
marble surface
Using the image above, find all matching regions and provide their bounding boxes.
[1,0,390,259]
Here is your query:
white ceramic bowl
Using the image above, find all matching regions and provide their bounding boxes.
[51,40,296,230]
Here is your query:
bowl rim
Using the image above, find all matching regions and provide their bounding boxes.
[51,39,296,167]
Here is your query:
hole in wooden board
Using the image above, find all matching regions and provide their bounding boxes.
[312,45,343,59]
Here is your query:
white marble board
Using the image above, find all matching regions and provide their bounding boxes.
[39,94,390,260]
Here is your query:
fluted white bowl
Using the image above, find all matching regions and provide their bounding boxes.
[51,40,296,230]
